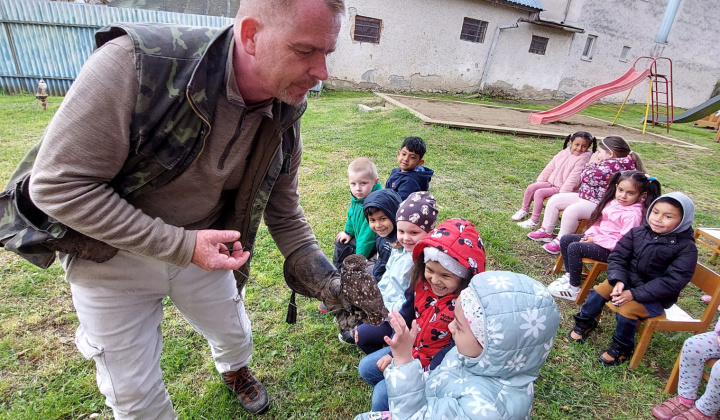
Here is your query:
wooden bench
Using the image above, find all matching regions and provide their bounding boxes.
[604,264,720,369]
[695,228,720,263]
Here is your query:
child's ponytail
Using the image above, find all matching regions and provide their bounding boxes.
[642,176,662,217]
[628,150,647,173]
[562,134,572,150]
[600,136,646,172]
[586,171,623,228]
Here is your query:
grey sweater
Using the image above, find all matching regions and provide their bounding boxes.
[30,35,314,267]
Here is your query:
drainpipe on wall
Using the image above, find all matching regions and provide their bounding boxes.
[655,0,682,43]
[480,21,520,91]
[562,0,573,24]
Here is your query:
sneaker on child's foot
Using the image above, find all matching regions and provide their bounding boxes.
[550,280,580,301]
[547,273,570,292]
[338,331,356,345]
[318,303,327,314]
[543,239,561,254]
[518,219,540,229]
[511,210,529,221]
[527,227,553,242]
[651,396,693,420]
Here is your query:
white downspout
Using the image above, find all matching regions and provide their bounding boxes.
[480,21,520,91]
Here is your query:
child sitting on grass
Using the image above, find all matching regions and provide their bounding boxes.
[340,190,437,344]
[513,131,594,227]
[548,171,661,301]
[363,189,403,282]
[334,157,383,268]
[385,136,433,201]
[354,271,559,420]
[321,157,382,314]
[567,192,698,366]
[652,318,720,420]
[349,192,437,348]
[357,218,486,412]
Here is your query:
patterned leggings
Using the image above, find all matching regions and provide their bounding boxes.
[559,234,612,287]
[679,331,720,416]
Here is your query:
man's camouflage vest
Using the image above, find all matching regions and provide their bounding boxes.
[0,23,306,289]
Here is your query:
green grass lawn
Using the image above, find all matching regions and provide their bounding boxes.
[1,91,719,419]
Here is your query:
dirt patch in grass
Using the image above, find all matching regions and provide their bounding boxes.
[383,94,699,148]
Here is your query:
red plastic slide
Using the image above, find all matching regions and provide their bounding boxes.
[529,68,651,124]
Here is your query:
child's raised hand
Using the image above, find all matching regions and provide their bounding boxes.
[376,354,393,373]
[383,311,417,366]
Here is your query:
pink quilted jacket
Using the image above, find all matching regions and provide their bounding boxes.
[537,148,592,193]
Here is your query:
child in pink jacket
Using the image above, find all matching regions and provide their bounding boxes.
[513,132,595,227]
[548,171,661,301]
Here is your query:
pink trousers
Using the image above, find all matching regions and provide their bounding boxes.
[521,181,560,221]
[540,193,597,239]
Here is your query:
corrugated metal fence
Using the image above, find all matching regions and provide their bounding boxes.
[0,0,232,95]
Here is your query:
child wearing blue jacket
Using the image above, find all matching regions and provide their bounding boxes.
[385,136,433,201]
[354,271,560,420]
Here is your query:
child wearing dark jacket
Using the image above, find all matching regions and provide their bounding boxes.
[385,136,433,201]
[363,189,402,282]
[568,191,698,366]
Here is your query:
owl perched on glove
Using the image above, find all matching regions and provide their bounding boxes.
[340,254,388,326]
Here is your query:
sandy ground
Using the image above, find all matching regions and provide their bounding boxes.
[381,94,699,148]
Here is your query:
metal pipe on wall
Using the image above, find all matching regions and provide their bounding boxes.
[655,0,682,44]
[479,21,520,91]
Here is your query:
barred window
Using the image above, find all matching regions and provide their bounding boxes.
[460,17,488,43]
[529,35,549,55]
[354,15,382,44]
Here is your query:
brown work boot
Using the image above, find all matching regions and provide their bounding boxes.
[221,366,269,414]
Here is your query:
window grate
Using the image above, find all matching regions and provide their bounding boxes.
[529,35,549,55]
[460,17,488,43]
[354,15,381,44]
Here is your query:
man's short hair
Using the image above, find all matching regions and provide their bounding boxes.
[348,157,378,180]
[238,0,345,22]
[401,136,426,159]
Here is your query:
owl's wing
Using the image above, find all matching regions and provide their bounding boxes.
[341,256,388,326]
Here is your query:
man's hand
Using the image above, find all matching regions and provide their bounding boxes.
[383,311,417,367]
[191,230,250,271]
[336,231,351,244]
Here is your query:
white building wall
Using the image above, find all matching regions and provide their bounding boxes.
[538,0,583,27]
[326,0,573,95]
[483,24,573,98]
[558,0,720,108]
[326,0,719,108]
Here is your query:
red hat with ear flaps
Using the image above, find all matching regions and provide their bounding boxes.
[412,218,486,276]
